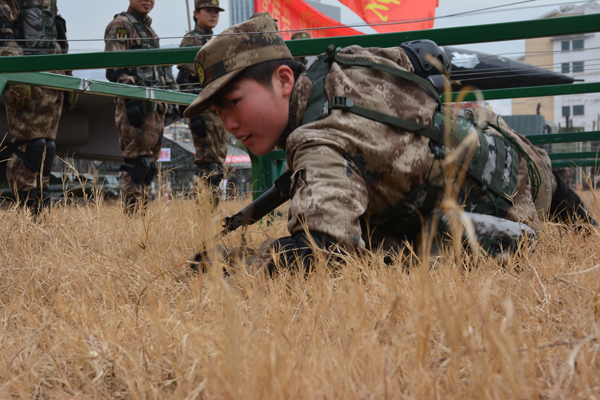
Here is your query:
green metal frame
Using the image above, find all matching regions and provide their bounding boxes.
[2,13,600,190]
[441,82,600,102]
[0,72,196,104]
[0,14,598,74]
[527,131,600,169]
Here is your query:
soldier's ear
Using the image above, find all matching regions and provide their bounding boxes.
[273,65,294,98]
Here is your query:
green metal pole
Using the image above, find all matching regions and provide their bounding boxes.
[0,78,7,95]
[442,82,600,102]
[0,72,197,105]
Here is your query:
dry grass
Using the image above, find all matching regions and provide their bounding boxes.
[1,188,600,399]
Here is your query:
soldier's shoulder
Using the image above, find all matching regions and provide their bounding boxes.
[180,33,203,47]
[108,13,134,26]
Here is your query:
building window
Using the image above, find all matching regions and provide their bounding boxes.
[573,105,585,116]
[562,106,570,117]
[573,61,584,73]
[573,39,584,50]
[561,41,570,51]
[562,63,570,73]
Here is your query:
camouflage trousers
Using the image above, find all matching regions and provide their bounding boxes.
[6,151,47,195]
[115,99,166,205]
[119,169,150,209]
[4,86,63,197]
[190,108,229,165]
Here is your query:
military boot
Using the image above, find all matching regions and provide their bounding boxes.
[550,169,597,230]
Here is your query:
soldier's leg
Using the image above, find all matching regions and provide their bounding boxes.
[195,162,223,207]
[7,138,47,212]
[40,139,56,207]
[549,169,597,227]
[119,156,152,213]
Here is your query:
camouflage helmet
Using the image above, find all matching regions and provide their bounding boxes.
[195,0,224,12]
[184,16,292,118]
[291,31,312,40]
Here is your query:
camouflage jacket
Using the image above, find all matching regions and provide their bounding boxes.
[0,0,62,57]
[177,24,212,95]
[278,45,553,251]
[104,9,177,90]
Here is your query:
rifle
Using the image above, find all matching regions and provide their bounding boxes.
[221,169,293,236]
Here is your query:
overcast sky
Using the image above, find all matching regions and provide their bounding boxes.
[61,0,576,52]
[60,0,589,114]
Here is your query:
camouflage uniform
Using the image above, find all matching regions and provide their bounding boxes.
[104,8,178,209]
[177,0,228,200]
[185,17,592,272]
[0,0,72,211]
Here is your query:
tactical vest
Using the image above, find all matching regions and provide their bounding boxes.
[189,29,211,45]
[18,0,58,55]
[302,45,537,240]
[118,12,167,90]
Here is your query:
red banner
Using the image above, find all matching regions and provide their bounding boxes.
[339,0,438,33]
[254,0,363,40]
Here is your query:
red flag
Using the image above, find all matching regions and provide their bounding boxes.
[254,0,363,40]
[339,0,438,33]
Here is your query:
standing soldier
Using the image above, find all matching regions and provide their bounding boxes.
[177,0,228,206]
[290,31,311,70]
[104,0,179,212]
[0,0,77,213]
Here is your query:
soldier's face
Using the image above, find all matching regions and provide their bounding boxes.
[212,67,294,156]
[195,8,220,29]
[129,0,155,15]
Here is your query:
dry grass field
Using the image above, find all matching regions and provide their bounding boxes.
[1,187,600,399]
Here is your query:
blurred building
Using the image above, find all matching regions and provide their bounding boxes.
[230,0,254,25]
[512,1,600,132]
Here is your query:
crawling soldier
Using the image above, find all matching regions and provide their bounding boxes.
[184,16,595,272]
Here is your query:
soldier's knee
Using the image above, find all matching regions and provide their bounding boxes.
[144,161,158,185]
[197,162,223,187]
[14,138,46,173]
[120,156,152,185]
[43,140,56,176]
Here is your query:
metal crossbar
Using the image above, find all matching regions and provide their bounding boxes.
[0,14,598,74]
[0,72,196,104]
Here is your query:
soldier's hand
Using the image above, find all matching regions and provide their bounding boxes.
[124,98,147,128]
[165,103,180,119]
[178,104,188,117]
[190,245,232,274]
[190,115,207,138]
[63,91,79,112]
[190,245,244,275]
[8,84,31,110]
